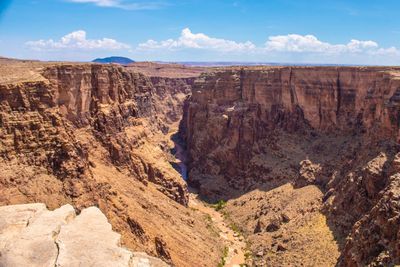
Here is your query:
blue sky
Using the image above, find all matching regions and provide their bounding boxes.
[1,0,400,64]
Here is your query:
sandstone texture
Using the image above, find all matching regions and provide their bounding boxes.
[3,58,400,266]
[184,67,400,266]
[0,203,168,267]
[0,60,223,267]
[225,184,339,266]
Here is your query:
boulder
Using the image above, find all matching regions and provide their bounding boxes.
[0,203,169,267]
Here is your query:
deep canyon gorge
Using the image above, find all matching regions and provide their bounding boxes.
[0,58,400,266]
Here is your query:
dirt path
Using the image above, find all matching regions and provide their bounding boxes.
[169,124,248,266]
[188,193,247,267]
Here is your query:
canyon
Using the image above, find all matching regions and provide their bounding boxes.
[0,58,399,266]
[183,67,400,266]
[0,58,222,267]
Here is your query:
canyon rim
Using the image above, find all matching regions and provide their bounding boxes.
[1,1,400,266]
[1,59,399,266]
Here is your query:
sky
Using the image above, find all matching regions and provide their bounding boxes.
[0,0,400,65]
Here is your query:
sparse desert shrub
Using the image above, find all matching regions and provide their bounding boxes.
[217,246,229,267]
[213,200,227,211]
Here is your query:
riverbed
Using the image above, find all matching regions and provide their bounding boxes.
[169,124,248,267]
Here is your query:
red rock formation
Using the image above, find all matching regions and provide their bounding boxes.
[0,62,224,267]
[150,76,195,123]
[42,65,189,204]
[2,61,400,266]
[184,66,400,266]
[0,64,187,204]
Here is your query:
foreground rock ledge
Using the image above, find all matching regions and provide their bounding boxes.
[0,203,169,267]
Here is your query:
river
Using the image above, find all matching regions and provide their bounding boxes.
[170,126,248,267]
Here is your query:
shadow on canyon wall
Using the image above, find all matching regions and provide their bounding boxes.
[174,115,399,265]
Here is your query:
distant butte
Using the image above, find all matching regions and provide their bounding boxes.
[93,56,135,64]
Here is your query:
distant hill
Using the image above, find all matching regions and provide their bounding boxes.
[92,56,135,65]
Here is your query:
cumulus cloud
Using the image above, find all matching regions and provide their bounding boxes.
[265,34,334,52]
[138,29,399,58]
[23,28,400,64]
[138,28,255,52]
[264,34,398,55]
[26,30,130,51]
[66,0,165,10]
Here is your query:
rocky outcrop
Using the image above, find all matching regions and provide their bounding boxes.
[295,159,322,187]
[225,184,339,267]
[184,67,400,266]
[327,152,400,266]
[0,203,168,267]
[340,172,400,266]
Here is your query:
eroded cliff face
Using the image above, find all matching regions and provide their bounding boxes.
[186,68,400,190]
[3,61,400,266]
[42,65,189,203]
[184,67,400,266]
[0,62,223,267]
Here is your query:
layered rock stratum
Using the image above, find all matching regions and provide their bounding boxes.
[183,67,400,266]
[0,59,222,267]
[2,59,400,266]
[0,203,168,267]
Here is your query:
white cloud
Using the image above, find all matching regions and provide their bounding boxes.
[345,39,378,52]
[264,34,398,55]
[265,34,333,52]
[374,46,399,55]
[66,0,165,10]
[137,29,399,59]
[67,0,120,7]
[26,30,130,51]
[138,28,255,52]
[22,28,400,64]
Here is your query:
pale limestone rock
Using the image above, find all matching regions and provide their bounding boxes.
[0,204,168,267]
[131,252,170,267]
[56,206,132,267]
[0,204,75,267]
[0,203,47,251]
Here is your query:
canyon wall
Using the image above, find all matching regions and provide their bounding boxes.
[184,67,400,266]
[43,65,189,203]
[0,62,223,267]
[1,64,187,204]
[3,62,400,266]
[150,76,195,124]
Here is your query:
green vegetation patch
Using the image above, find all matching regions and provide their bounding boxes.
[213,200,227,211]
[217,246,229,267]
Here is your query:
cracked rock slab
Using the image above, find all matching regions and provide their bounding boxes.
[0,203,47,251]
[0,204,75,267]
[55,206,132,267]
[0,203,169,267]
